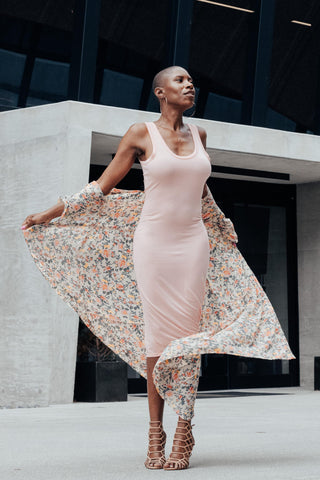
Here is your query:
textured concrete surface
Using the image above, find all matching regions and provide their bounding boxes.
[0,387,319,480]
[0,104,90,407]
[297,182,320,389]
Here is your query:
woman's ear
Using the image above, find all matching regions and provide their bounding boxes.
[154,86,165,101]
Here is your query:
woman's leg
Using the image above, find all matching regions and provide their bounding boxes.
[147,356,164,420]
[144,356,166,469]
[163,417,195,470]
[163,366,200,471]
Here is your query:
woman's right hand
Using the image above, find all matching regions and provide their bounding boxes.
[21,212,49,230]
[21,200,65,230]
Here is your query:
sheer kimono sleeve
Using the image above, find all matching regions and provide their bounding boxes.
[58,181,105,218]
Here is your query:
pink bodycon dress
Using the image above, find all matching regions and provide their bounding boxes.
[132,121,212,357]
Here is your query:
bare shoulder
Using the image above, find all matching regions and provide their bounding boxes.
[126,122,148,138]
[120,122,149,152]
[195,125,207,140]
[194,125,207,147]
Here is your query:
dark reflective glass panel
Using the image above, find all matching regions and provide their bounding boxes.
[0,2,74,109]
[269,0,320,132]
[0,49,26,108]
[95,0,169,111]
[189,0,254,122]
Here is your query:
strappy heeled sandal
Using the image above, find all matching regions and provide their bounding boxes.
[144,420,167,470]
[163,419,195,471]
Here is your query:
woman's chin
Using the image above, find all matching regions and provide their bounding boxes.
[183,102,195,113]
[174,99,194,112]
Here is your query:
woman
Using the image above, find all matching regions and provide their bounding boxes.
[21,66,295,471]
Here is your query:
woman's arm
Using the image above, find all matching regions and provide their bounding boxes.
[202,184,208,198]
[21,201,65,230]
[96,123,147,194]
[21,123,147,229]
[197,126,209,199]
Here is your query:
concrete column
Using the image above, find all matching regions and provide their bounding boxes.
[0,103,91,407]
[297,182,320,389]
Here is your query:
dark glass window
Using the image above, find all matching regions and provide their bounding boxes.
[0,0,319,133]
[99,70,144,109]
[269,0,319,132]
[0,49,26,108]
[0,1,74,109]
[189,0,254,121]
[27,58,69,106]
[95,0,169,111]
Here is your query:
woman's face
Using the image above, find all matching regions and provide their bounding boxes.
[159,67,195,110]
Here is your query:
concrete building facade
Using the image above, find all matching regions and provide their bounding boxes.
[1,101,320,406]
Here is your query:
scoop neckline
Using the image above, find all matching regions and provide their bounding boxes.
[152,122,197,159]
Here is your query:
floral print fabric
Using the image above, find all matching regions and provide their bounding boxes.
[23,181,295,420]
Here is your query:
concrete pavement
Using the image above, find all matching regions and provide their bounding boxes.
[0,387,319,480]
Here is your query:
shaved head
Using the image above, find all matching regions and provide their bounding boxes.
[152,66,188,94]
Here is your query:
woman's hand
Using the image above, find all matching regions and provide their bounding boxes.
[21,201,65,230]
[21,212,50,230]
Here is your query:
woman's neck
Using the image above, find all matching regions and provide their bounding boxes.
[156,108,185,131]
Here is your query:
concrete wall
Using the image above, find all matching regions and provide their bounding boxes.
[0,103,91,407]
[297,182,320,389]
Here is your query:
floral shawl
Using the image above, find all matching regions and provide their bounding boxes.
[23,181,295,420]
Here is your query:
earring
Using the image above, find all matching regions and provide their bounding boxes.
[160,96,167,113]
[187,102,196,117]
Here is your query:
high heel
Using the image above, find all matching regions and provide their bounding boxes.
[144,420,167,469]
[163,419,195,470]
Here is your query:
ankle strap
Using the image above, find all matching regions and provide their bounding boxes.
[177,420,195,430]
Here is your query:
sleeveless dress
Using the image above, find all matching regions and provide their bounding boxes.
[133,122,211,356]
